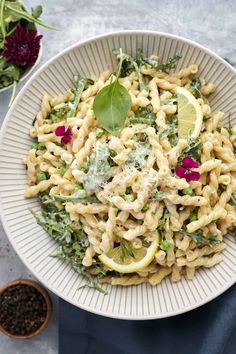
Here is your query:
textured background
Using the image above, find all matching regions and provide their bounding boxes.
[0,0,236,353]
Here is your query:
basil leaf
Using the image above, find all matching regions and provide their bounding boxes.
[93,80,131,134]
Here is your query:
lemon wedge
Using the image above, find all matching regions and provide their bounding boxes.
[177,86,203,139]
[99,234,159,273]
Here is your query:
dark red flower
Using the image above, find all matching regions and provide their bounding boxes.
[175,157,200,182]
[2,24,43,67]
[55,126,72,144]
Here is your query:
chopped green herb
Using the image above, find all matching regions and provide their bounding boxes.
[220,184,236,208]
[227,113,233,136]
[138,50,182,73]
[119,239,134,263]
[180,229,219,247]
[113,49,147,91]
[129,105,156,126]
[67,76,94,117]
[189,78,202,98]
[178,138,202,164]
[159,116,178,146]
[160,97,177,106]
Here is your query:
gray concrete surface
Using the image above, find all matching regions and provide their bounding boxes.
[0,0,236,353]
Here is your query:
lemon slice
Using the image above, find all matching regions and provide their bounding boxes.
[177,86,203,139]
[99,234,159,273]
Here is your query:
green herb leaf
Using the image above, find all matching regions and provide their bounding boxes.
[180,229,219,247]
[220,184,236,208]
[129,105,156,126]
[5,2,59,31]
[31,194,106,293]
[189,78,202,98]
[31,5,43,19]
[144,52,182,73]
[158,116,178,146]
[178,137,202,164]
[93,79,131,135]
[119,239,134,263]
[0,57,20,89]
[67,76,93,117]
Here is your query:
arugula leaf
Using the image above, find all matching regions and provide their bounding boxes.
[180,229,219,247]
[226,113,233,136]
[113,49,147,91]
[129,105,156,126]
[158,116,178,146]
[31,193,107,293]
[0,56,20,88]
[0,0,6,38]
[220,184,236,208]
[93,49,132,134]
[178,137,202,164]
[4,2,58,30]
[189,78,202,98]
[67,76,93,117]
[141,51,182,73]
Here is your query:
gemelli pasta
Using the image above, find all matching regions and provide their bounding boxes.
[24,49,236,291]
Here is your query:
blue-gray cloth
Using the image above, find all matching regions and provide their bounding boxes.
[59,284,236,354]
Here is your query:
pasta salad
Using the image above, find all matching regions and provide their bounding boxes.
[24,49,236,291]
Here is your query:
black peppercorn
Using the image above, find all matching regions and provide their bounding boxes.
[0,284,47,336]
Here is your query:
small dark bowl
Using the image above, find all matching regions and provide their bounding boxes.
[0,279,52,339]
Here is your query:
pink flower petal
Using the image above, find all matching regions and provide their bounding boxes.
[175,166,187,178]
[185,171,200,182]
[61,134,72,144]
[55,126,66,136]
[65,127,72,136]
[182,157,199,168]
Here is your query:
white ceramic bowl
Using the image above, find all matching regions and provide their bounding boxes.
[0,31,236,320]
